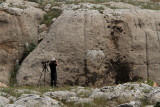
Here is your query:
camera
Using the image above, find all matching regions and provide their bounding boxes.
[41,61,50,69]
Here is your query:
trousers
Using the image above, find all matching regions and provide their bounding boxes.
[50,72,57,87]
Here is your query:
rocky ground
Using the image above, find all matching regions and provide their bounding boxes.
[0,82,159,107]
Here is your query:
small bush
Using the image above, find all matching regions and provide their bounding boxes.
[8,3,27,9]
[0,0,5,4]
[143,88,151,93]
[140,96,150,106]
[19,41,38,64]
[41,9,62,27]
[9,62,20,86]
[93,6,104,14]
[0,88,21,98]
[154,102,160,107]
[147,78,154,86]
[93,96,107,105]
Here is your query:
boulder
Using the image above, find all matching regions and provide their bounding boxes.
[14,94,63,107]
[148,87,160,104]
[117,101,142,107]
[44,91,76,100]
[0,92,17,102]
[5,104,25,107]
[0,96,10,106]
[0,82,7,87]
[16,4,160,86]
[66,97,93,104]
[0,0,45,84]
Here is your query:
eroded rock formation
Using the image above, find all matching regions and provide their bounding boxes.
[16,3,160,86]
[0,0,44,84]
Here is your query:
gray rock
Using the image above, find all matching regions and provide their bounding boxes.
[44,91,76,100]
[51,6,60,10]
[17,5,160,86]
[44,4,52,12]
[0,92,17,102]
[52,18,56,22]
[38,24,48,33]
[38,31,47,42]
[145,106,154,107]
[118,90,144,102]
[66,97,93,104]
[117,101,142,107]
[100,86,114,92]
[0,0,45,84]
[17,89,40,94]
[148,87,160,104]
[5,104,25,107]
[89,91,118,100]
[14,94,63,107]
[0,96,10,106]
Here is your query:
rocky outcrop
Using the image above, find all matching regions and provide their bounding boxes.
[0,0,44,84]
[16,2,160,86]
[14,94,63,107]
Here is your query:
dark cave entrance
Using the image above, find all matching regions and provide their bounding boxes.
[110,57,132,84]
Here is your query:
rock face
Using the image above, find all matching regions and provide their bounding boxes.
[0,96,10,106]
[0,0,44,84]
[16,3,160,86]
[14,94,63,107]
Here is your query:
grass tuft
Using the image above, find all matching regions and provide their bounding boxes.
[40,9,62,27]
[0,0,5,4]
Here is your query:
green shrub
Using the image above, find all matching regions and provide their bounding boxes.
[0,0,5,4]
[92,6,104,14]
[9,41,37,86]
[143,88,151,93]
[9,62,20,86]
[20,41,38,64]
[41,9,62,27]
[93,96,107,105]
[0,88,21,98]
[147,78,154,86]
[140,96,150,106]
[154,102,160,107]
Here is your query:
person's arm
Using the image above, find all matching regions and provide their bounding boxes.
[56,60,59,66]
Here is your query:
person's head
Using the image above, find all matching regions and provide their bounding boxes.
[50,58,56,64]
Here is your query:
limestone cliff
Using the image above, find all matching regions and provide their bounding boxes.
[16,2,160,86]
[0,0,44,84]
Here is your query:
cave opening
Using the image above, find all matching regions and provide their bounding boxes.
[109,57,132,84]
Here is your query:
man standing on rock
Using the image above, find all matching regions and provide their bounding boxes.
[49,59,59,87]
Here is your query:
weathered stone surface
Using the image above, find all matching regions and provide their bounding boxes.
[89,83,152,104]
[44,91,76,100]
[66,97,93,104]
[44,4,52,12]
[117,101,142,107]
[0,0,44,84]
[0,83,160,106]
[148,87,160,104]
[16,2,160,86]
[0,92,17,102]
[5,104,25,107]
[0,82,7,87]
[14,94,63,107]
[0,96,10,106]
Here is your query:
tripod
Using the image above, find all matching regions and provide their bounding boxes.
[38,62,49,86]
